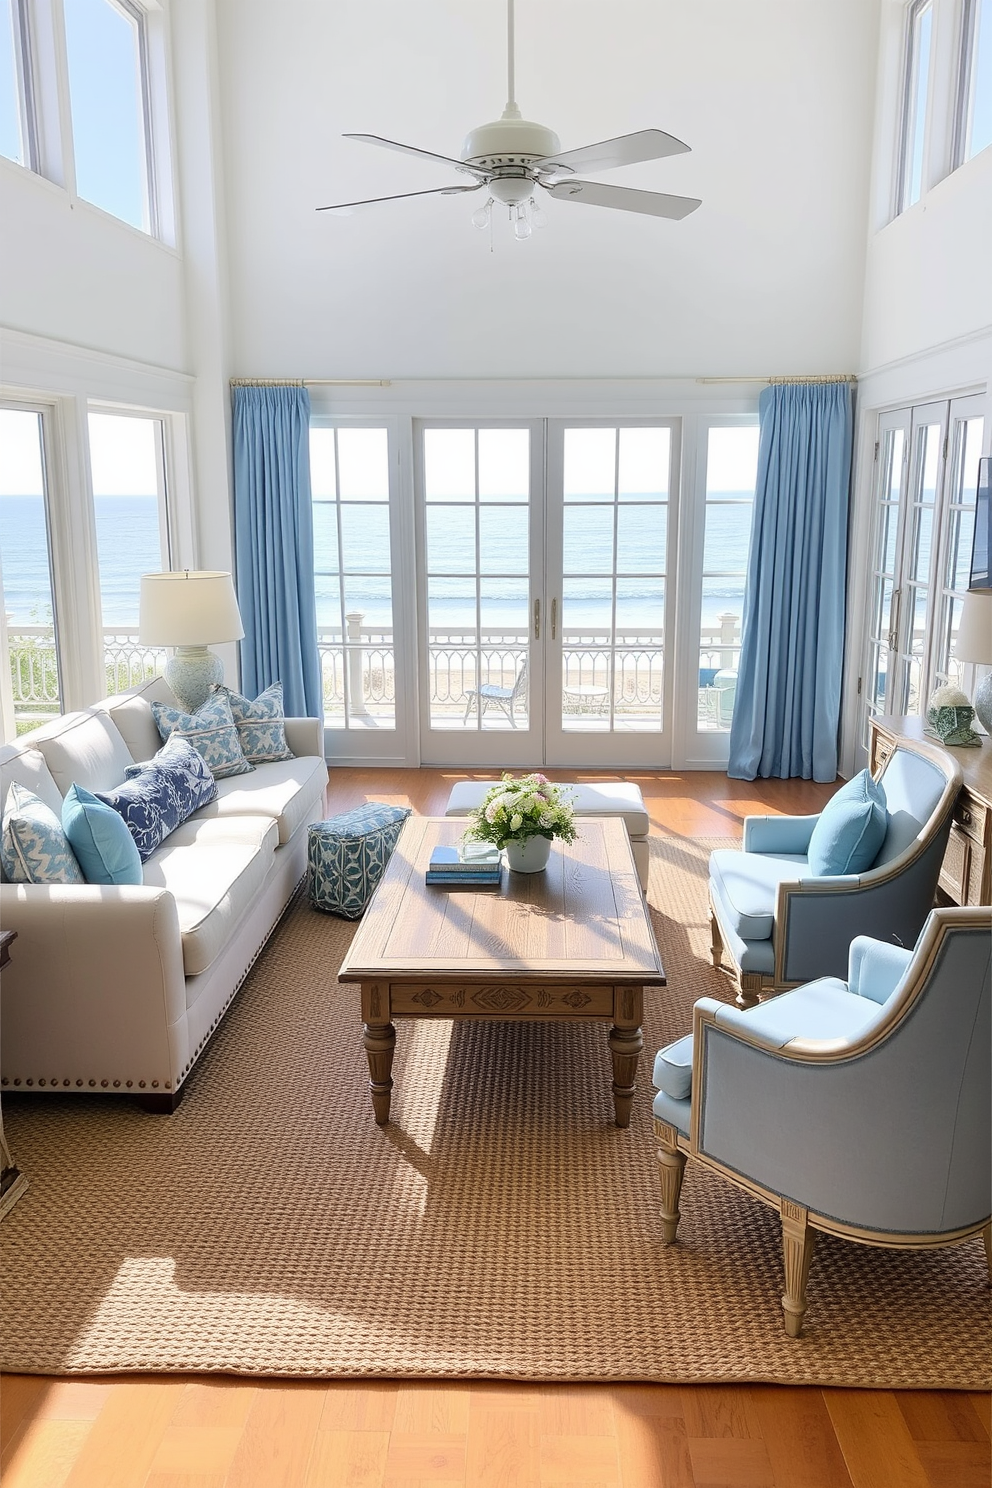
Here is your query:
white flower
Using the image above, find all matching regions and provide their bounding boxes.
[929,685,969,708]
[510,812,523,831]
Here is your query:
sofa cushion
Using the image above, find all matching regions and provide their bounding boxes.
[101,677,179,763]
[709,847,809,941]
[1,782,84,884]
[193,754,328,845]
[35,711,136,798]
[807,769,887,877]
[152,693,253,780]
[141,815,279,977]
[62,784,143,885]
[214,682,294,764]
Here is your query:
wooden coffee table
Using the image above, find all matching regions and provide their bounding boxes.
[338,816,665,1127]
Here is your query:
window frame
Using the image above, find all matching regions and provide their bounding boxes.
[896,0,936,213]
[954,0,991,164]
[2,0,38,170]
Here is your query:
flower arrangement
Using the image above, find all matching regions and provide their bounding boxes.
[463,773,577,851]
[926,685,982,747]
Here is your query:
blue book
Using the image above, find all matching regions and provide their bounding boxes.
[428,845,501,874]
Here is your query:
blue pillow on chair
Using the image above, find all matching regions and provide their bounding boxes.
[62,784,143,885]
[807,769,887,877]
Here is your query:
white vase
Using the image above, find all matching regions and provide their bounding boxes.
[505,835,552,873]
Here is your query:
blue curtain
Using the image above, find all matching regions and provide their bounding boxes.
[728,381,853,782]
[232,385,322,719]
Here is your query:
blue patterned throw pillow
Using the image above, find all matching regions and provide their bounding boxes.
[307,803,411,919]
[152,691,253,779]
[214,681,294,764]
[97,734,219,862]
[1,781,84,884]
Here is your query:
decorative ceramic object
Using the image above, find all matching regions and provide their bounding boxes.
[505,835,553,873]
[925,687,982,747]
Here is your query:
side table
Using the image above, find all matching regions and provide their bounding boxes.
[0,930,28,1219]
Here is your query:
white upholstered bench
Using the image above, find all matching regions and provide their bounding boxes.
[444,780,651,891]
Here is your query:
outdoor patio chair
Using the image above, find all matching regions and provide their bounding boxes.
[462,656,528,727]
[653,906,991,1336]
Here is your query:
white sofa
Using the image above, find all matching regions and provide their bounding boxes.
[0,677,328,1111]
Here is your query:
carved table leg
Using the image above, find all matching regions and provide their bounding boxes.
[781,1200,816,1338]
[363,1020,396,1126]
[609,986,644,1128]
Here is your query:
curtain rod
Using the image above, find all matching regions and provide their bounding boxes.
[699,374,857,384]
[230,378,393,387]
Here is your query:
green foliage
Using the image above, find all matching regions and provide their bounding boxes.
[463,772,577,850]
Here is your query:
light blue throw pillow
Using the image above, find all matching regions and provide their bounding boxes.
[62,784,143,885]
[214,681,294,764]
[807,769,887,877]
[1,781,84,884]
[152,691,253,780]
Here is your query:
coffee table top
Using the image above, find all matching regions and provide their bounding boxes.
[338,816,665,986]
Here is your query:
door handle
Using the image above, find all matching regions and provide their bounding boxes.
[551,597,557,639]
[534,598,540,640]
[888,588,901,651]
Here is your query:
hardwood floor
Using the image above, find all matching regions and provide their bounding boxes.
[2,768,988,1488]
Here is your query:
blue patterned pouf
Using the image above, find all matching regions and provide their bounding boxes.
[307,803,412,919]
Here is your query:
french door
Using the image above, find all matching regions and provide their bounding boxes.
[860,394,986,755]
[415,419,677,768]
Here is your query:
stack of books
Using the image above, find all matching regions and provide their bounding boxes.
[425,844,502,888]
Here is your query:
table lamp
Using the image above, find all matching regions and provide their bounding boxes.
[139,571,245,713]
[955,590,992,734]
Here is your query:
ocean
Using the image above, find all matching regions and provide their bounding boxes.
[0,494,750,633]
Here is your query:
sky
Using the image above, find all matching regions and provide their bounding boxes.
[0,409,159,496]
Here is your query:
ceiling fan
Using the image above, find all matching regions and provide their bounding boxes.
[317,0,701,239]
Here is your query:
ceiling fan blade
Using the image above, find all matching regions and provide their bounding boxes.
[317,183,483,214]
[546,179,701,219]
[343,133,488,179]
[533,128,690,178]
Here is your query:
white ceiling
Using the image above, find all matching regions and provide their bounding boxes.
[216,0,881,380]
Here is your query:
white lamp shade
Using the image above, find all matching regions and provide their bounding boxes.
[139,571,245,647]
[954,591,992,666]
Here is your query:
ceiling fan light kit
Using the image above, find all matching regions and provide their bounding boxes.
[318,0,701,236]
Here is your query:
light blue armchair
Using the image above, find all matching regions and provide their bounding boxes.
[653,907,991,1336]
[709,736,961,1003]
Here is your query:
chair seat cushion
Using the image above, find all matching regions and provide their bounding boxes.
[653,1033,694,1100]
[709,848,809,941]
[446,780,649,837]
[141,815,279,978]
[807,769,887,876]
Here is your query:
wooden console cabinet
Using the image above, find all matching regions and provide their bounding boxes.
[869,715,992,907]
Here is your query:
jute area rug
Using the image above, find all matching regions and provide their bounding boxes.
[1,834,988,1386]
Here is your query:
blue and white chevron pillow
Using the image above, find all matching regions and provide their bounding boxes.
[97,734,219,862]
[152,691,253,779]
[1,781,84,884]
[214,681,294,764]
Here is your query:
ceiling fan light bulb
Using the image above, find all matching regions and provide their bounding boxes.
[530,198,547,228]
[471,200,492,229]
[514,214,533,241]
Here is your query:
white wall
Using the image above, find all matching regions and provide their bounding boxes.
[216,0,880,380]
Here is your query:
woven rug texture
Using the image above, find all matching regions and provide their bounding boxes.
[1,833,988,1386]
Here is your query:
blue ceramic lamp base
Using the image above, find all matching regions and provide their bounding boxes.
[164,646,224,714]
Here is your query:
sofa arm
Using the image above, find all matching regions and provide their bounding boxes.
[0,883,190,1090]
[743,815,820,854]
[284,716,324,759]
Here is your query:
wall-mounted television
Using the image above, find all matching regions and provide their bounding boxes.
[971,456,991,590]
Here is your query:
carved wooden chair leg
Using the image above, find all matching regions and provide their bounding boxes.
[708,909,723,970]
[781,1200,816,1338]
[655,1123,687,1245]
[736,970,764,1010]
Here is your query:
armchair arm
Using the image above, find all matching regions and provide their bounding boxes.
[743,815,820,854]
[848,936,913,1004]
[284,716,324,758]
[0,883,189,1086]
